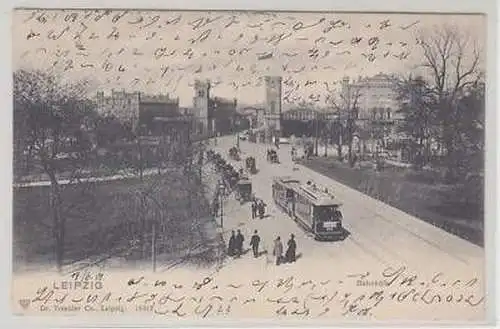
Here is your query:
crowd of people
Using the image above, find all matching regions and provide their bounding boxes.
[251,198,266,219]
[227,230,297,266]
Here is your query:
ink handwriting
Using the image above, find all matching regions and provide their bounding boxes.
[14,9,477,110]
[22,268,484,319]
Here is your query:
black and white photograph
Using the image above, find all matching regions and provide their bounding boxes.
[10,7,491,323]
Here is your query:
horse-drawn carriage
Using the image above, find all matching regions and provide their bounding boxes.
[235,178,252,203]
[245,156,257,174]
[229,146,241,161]
[221,165,239,189]
[267,149,279,163]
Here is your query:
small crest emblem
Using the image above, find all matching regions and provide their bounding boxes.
[18,298,30,309]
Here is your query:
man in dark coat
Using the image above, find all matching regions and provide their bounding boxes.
[251,202,257,219]
[249,230,261,258]
[285,234,297,263]
[228,230,236,257]
[235,229,244,257]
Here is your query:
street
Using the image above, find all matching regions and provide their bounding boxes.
[204,135,485,320]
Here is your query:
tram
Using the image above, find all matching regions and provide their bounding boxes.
[272,176,345,240]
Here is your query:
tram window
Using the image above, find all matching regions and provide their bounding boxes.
[315,206,338,221]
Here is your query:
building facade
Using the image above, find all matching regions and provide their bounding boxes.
[341,73,401,121]
[239,107,265,129]
[96,90,181,133]
[282,108,323,121]
[96,90,140,126]
[139,94,181,134]
[338,74,408,159]
[210,97,238,135]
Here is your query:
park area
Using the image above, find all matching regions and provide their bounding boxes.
[301,157,484,246]
[13,170,223,273]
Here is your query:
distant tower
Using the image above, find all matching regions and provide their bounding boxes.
[193,80,211,134]
[264,76,283,143]
[341,76,350,98]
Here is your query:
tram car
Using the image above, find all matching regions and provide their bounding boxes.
[272,176,345,240]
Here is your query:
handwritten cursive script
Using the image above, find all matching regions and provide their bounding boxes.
[12,9,439,105]
[21,267,484,319]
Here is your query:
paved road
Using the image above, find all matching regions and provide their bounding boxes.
[206,135,485,321]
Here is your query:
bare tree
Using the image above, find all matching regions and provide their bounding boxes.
[329,80,363,166]
[416,25,483,180]
[394,75,439,168]
[13,69,96,272]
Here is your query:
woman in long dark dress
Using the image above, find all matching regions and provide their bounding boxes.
[228,230,236,256]
[285,234,297,263]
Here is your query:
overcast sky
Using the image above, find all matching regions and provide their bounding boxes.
[13,10,486,107]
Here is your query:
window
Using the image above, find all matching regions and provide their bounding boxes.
[198,90,205,97]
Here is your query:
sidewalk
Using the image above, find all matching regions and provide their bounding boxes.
[208,148,278,269]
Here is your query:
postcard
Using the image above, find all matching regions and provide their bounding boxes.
[10,6,490,325]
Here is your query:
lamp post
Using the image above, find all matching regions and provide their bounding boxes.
[314,115,319,156]
[235,118,240,149]
[218,181,225,230]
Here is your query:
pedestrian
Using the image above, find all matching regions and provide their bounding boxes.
[285,234,297,263]
[258,201,266,219]
[273,236,283,265]
[235,229,245,257]
[228,231,236,257]
[249,230,261,258]
[251,202,257,219]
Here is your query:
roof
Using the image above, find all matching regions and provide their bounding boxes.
[273,176,341,206]
[273,176,301,187]
[296,183,340,206]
